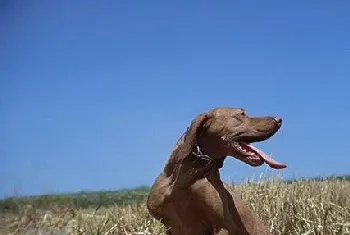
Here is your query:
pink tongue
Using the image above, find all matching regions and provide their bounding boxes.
[247,144,287,169]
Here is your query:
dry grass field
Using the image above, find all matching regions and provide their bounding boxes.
[1,176,349,235]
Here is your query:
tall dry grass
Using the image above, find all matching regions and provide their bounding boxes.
[1,177,349,235]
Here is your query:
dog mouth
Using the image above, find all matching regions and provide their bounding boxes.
[232,141,286,169]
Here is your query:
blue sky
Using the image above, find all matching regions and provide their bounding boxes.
[1,0,349,197]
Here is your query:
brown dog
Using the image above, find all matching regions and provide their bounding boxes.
[147,107,286,235]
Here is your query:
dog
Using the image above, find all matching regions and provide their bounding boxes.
[147,107,286,235]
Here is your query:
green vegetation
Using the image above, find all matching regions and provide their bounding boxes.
[0,186,150,213]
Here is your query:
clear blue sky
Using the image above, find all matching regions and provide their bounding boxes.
[1,0,349,198]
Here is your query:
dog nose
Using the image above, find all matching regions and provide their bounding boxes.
[274,117,282,125]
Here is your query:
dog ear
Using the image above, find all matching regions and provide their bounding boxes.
[164,113,208,176]
[181,113,208,152]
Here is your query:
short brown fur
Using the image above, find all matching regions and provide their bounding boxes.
[147,107,283,235]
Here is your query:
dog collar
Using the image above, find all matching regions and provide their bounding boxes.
[191,144,225,168]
